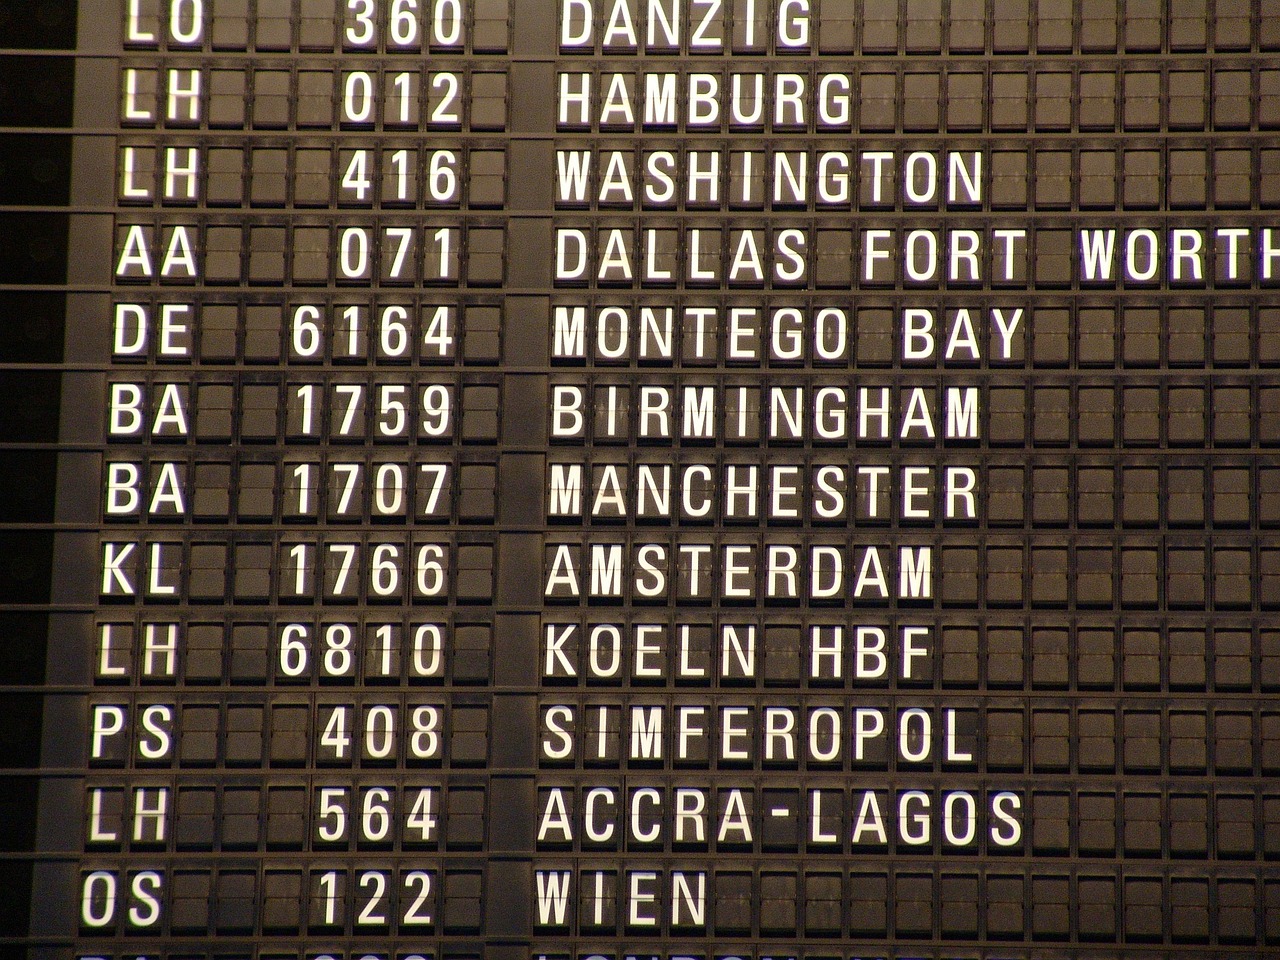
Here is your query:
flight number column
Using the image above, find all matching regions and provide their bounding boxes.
[77,0,511,951]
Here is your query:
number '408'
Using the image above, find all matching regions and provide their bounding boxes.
[345,0,464,48]
[317,703,442,761]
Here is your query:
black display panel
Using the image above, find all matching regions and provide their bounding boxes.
[3,2,1280,959]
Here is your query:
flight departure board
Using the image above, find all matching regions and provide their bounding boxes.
[2,1,1280,958]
